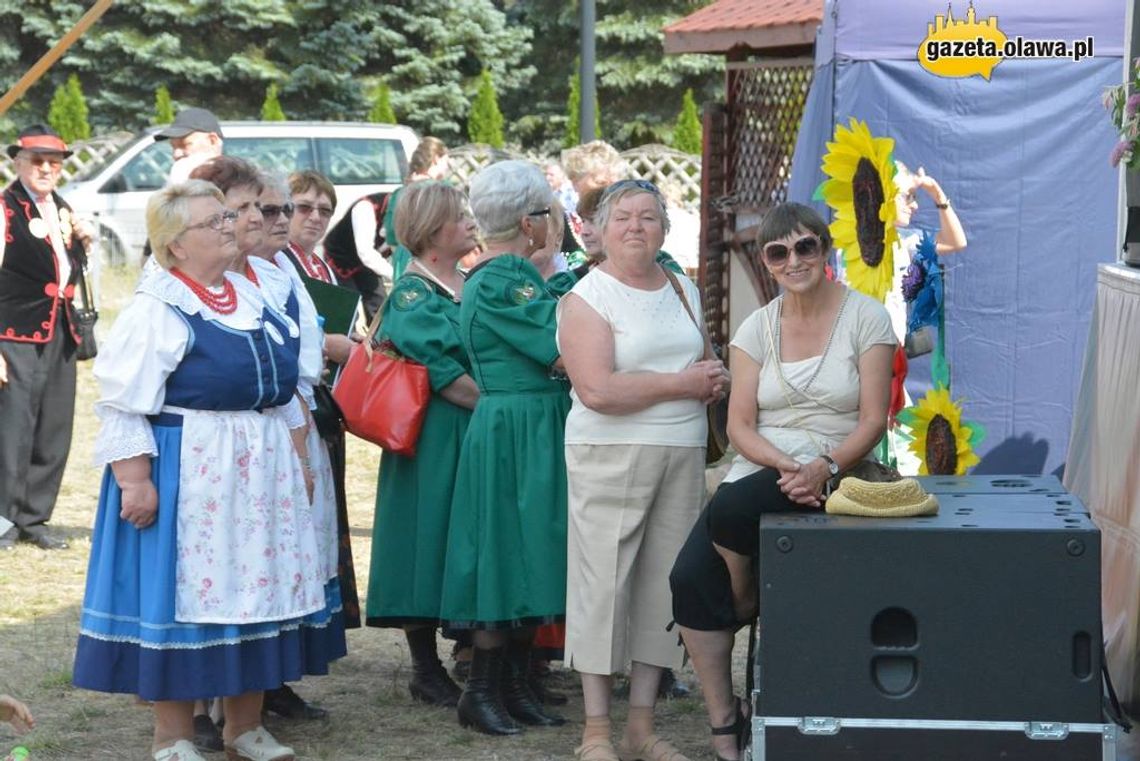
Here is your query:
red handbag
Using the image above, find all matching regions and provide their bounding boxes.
[332,306,430,455]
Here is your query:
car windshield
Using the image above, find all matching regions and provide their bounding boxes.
[71,134,155,182]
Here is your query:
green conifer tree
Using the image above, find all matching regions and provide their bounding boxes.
[672,88,702,154]
[368,83,396,123]
[154,85,175,124]
[261,83,287,121]
[48,74,91,143]
[467,70,504,147]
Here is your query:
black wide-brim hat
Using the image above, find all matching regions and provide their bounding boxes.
[6,123,73,159]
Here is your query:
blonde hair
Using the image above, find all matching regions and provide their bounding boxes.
[147,180,225,270]
[394,180,470,256]
[561,140,627,185]
[545,198,565,248]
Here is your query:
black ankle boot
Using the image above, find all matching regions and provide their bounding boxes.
[457,647,523,735]
[502,641,566,726]
[528,658,568,706]
[406,627,463,707]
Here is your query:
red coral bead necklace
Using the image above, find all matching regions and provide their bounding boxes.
[171,267,238,315]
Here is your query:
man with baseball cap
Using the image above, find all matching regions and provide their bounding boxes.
[0,124,94,551]
[155,106,224,184]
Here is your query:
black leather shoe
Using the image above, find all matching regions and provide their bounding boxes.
[456,647,522,736]
[22,533,69,550]
[263,684,329,720]
[192,713,223,753]
[502,642,566,727]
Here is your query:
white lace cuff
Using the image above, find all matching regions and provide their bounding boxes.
[265,396,307,430]
[92,407,157,467]
[298,380,316,411]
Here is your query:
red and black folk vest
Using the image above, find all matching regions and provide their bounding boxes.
[322,192,389,281]
[320,192,390,319]
[0,182,86,345]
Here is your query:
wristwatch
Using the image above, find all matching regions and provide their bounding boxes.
[820,454,840,477]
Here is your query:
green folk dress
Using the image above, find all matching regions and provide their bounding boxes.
[365,274,472,627]
[439,254,571,629]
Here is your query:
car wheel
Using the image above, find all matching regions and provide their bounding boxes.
[98,223,129,267]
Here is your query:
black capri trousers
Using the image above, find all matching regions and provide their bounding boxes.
[669,467,808,631]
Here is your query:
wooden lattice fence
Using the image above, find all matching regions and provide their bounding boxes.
[0,131,135,188]
[447,143,702,212]
[725,59,813,213]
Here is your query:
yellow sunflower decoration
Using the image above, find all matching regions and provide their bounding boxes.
[815,118,899,302]
[897,386,985,476]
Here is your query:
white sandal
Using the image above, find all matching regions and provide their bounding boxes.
[225,726,295,761]
[153,739,207,761]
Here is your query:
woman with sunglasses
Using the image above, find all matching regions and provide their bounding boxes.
[252,171,352,722]
[556,179,729,761]
[73,181,327,761]
[668,203,896,761]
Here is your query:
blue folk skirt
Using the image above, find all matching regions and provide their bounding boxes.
[73,422,345,701]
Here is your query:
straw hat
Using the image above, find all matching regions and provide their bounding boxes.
[825,476,939,518]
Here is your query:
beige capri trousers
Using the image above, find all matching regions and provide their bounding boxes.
[564,442,705,675]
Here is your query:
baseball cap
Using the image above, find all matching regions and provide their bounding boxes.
[155,107,223,141]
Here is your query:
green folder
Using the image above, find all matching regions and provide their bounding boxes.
[301,275,361,336]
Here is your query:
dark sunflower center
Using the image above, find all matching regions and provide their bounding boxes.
[925,414,958,475]
[852,157,886,268]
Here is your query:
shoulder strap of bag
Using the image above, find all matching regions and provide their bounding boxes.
[360,300,385,368]
[661,264,715,361]
[76,259,95,314]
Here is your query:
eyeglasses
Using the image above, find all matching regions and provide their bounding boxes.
[183,209,239,233]
[600,179,660,203]
[19,154,63,169]
[260,202,295,219]
[295,202,334,220]
[761,234,823,267]
[527,207,552,217]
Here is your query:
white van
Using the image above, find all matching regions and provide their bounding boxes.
[62,121,419,264]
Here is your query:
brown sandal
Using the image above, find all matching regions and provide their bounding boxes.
[616,734,690,761]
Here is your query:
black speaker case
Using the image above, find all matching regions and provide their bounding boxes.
[752,484,1110,760]
[752,718,1118,761]
[916,474,1064,494]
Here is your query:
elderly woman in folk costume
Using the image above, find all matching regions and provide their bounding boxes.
[438,160,568,736]
[73,180,328,761]
[253,169,356,720]
[365,180,480,707]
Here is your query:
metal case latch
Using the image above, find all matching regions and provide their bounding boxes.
[798,717,841,735]
[1024,722,1070,741]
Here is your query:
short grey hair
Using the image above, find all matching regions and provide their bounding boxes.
[258,171,291,201]
[147,180,225,270]
[469,160,553,243]
[595,182,671,236]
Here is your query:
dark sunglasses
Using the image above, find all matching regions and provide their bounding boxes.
[761,234,823,267]
[294,202,334,220]
[527,207,552,217]
[259,202,295,219]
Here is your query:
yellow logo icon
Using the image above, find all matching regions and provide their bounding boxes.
[918,3,1007,80]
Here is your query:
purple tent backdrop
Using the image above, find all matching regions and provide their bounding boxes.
[788,0,1126,476]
